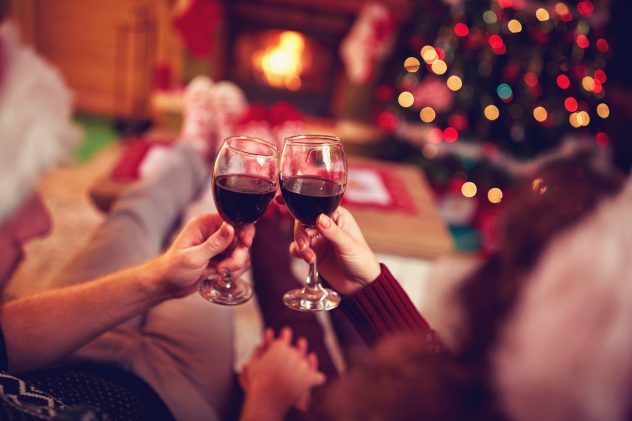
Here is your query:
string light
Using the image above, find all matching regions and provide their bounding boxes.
[596,103,610,118]
[443,127,459,142]
[461,182,477,198]
[582,76,595,91]
[420,45,438,63]
[533,106,548,122]
[577,1,594,16]
[576,35,590,49]
[508,19,523,33]
[484,105,500,121]
[454,23,470,37]
[564,97,578,112]
[594,69,607,84]
[497,83,513,101]
[596,38,609,52]
[420,107,436,123]
[431,60,447,75]
[536,8,550,21]
[524,72,538,87]
[447,75,463,91]
[404,57,420,72]
[483,10,498,24]
[595,132,609,147]
[556,74,571,89]
[398,91,414,108]
[488,187,503,203]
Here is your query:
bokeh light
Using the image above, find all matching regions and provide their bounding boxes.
[532,177,548,194]
[556,74,570,89]
[443,127,459,143]
[421,45,438,63]
[497,83,513,101]
[483,10,498,24]
[508,19,523,33]
[431,60,448,75]
[398,91,414,108]
[487,187,503,204]
[454,23,470,37]
[533,106,548,122]
[447,75,463,91]
[484,105,500,121]
[596,103,610,118]
[582,76,595,91]
[564,97,578,112]
[404,57,420,72]
[420,107,436,123]
[461,181,477,198]
[536,8,550,21]
[576,35,590,49]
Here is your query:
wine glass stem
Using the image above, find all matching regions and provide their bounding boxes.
[306,253,320,291]
[215,224,240,290]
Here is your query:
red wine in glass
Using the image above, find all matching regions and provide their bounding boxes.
[214,174,277,226]
[280,175,344,227]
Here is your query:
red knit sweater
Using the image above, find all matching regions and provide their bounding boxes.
[339,264,444,352]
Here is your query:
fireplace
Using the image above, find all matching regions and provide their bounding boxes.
[223,1,356,116]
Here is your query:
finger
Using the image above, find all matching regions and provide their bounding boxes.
[278,326,293,344]
[197,223,234,259]
[215,245,250,274]
[310,370,327,386]
[263,327,275,348]
[315,214,352,253]
[295,337,308,356]
[307,352,319,371]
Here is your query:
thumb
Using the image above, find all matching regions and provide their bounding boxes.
[316,214,352,253]
[199,223,234,258]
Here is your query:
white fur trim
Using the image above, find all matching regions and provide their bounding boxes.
[493,177,632,420]
[0,22,80,222]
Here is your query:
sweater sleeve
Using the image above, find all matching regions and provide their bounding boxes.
[338,264,444,351]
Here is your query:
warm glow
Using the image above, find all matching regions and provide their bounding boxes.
[421,45,438,63]
[533,106,548,122]
[596,103,610,118]
[532,177,548,194]
[420,107,436,123]
[255,31,306,91]
[484,105,500,121]
[398,91,415,108]
[570,111,590,127]
[488,187,503,203]
[461,181,477,198]
[508,19,523,33]
[404,57,421,72]
[582,76,595,92]
[431,60,447,75]
[447,75,463,91]
[536,8,550,21]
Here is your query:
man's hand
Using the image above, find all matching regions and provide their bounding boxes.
[153,213,255,298]
[291,206,380,296]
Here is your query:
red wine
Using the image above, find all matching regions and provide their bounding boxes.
[213,174,277,225]
[280,176,344,227]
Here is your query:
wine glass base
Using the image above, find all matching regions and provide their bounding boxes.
[283,287,341,312]
[198,277,253,306]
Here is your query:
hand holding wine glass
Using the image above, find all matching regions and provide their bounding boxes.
[198,136,278,305]
[290,207,381,297]
[280,134,347,312]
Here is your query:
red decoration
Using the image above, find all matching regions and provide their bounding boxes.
[172,0,224,58]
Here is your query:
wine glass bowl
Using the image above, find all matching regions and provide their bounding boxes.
[198,136,278,305]
[280,134,347,311]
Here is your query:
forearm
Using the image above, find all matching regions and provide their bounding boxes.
[240,393,288,421]
[0,259,169,372]
[338,264,444,350]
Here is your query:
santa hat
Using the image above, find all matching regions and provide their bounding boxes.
[0,21,80,223]
[493,175,632,420]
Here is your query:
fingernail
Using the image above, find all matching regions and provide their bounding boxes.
[318,214,331,228]
[220,224,232,238]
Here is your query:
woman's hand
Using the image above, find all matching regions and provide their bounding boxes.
[153,213,255,298]
[291,206,380,296]
[240,327,325,420]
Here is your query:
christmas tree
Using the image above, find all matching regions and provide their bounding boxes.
[374,0,610,206]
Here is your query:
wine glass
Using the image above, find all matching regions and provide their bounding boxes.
[198,135,278,305]
[280,134,347,312]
